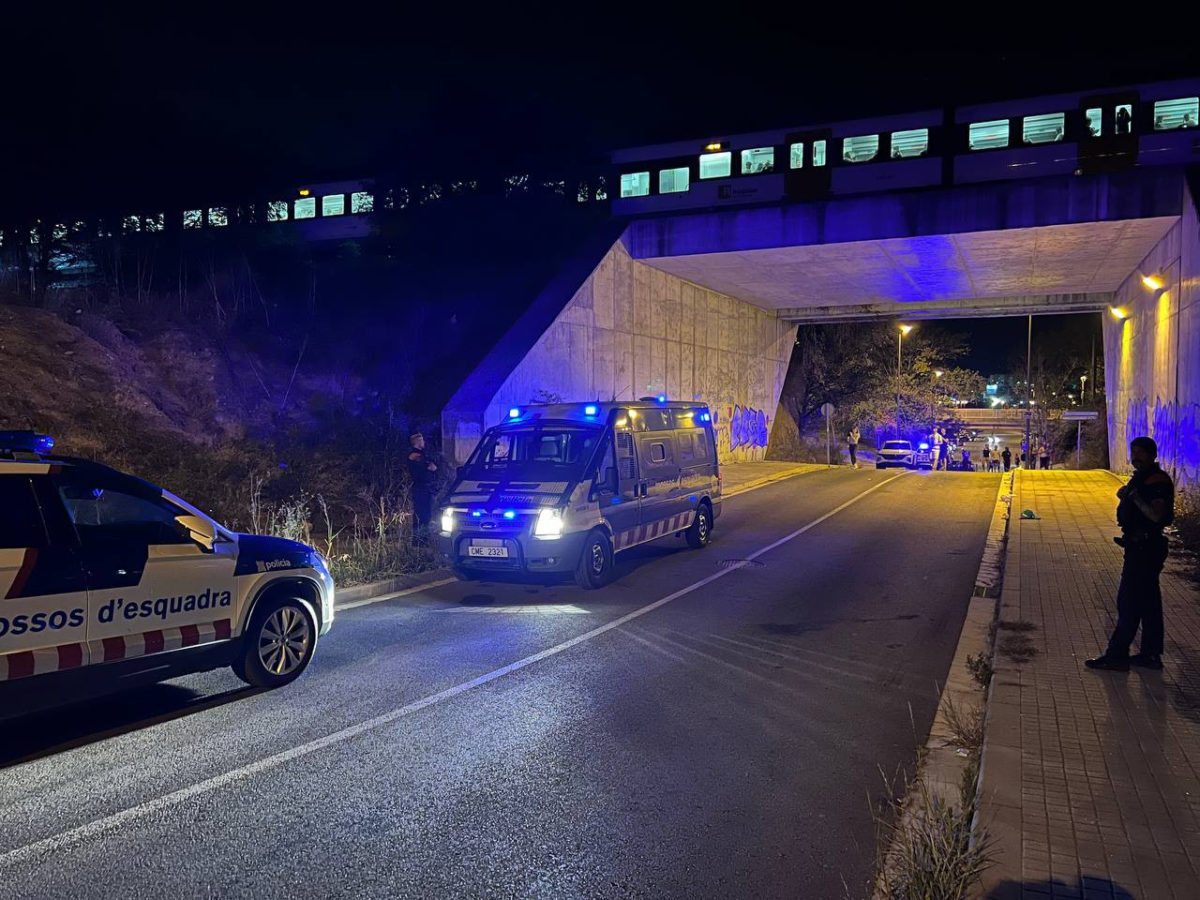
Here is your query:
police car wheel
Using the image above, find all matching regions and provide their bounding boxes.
[234,597,317,688]
[686,503,712,549]
[574,530,613,589]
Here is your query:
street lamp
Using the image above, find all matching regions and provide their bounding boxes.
[930,368,944,427]
[897,324,913,438]
[1079,373,1088,404]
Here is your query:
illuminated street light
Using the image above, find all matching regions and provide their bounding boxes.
[896,325,912,438]
[1141,273,1164,292]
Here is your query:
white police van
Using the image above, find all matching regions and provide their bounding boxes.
[438,399,722,588]
[0,432,335,719]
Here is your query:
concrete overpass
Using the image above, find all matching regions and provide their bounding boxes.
[443,167,1200,487]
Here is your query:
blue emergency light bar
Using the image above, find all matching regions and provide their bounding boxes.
[0,431,55,454]
[584,404,598,416]
[508,407,521,419]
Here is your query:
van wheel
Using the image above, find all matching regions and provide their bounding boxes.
[686,503,713,549]
[574,530,613,589]
[233,596,317,688]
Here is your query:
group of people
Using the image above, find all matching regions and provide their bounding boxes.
[978,440,1053,472]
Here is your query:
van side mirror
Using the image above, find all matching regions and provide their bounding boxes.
[175,515,217,552]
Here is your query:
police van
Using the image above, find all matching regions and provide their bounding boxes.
[438,399,722,588]
[0,432,335,719]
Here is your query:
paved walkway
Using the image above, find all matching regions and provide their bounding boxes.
[979,470,1200,899]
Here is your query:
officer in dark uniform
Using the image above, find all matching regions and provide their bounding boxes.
[1087,436,1175,671]
[407,432,438,544]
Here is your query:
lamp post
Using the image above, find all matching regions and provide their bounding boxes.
[897,324,913,438]
[930,368,944,428]
[1024,314,1032,469]
[1079,373,1088,406]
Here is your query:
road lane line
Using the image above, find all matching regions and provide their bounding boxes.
[337,577,459,611]
[339,466,838,613]
[0,472,904,869]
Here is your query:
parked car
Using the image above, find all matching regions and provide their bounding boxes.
[876,440,915,469]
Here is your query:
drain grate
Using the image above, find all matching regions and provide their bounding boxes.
[717,558,766,569]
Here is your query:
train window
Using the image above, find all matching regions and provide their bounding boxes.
[122,215,140,234]
[969,120,1009,150]
[659,167,690,194]
[1022,113,1065,145]
[595,176,608,201]
[699,152,732,179]
[183,209,203,230]
[144,213,164,233]
[890,128,929,158]
[789,142,804,169]
[740,148,775,174]
[1153,97,1198,131]
[619,172,651,198]
[267,200,289,222]
[322,194,345,216]
[351,191,374,213]
[208,207,229,227]
[842,135,880,163]
[294,197,316,219]
[812,140,827,166]
[1084,107,1102,137]
[1114,104,1133,134]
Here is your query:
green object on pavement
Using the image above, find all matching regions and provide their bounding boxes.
[1021,509,1040,519]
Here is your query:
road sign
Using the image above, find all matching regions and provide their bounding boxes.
[820,402,836,417]
[1062,411,1098,420]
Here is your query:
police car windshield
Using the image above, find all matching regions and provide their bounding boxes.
[464,424,601,482]
[883,441,912,450]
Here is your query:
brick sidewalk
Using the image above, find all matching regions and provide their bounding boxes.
[979,470,1200,899]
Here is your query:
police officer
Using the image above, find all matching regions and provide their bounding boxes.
[1086,436,1175,671]
[407,432,438,544]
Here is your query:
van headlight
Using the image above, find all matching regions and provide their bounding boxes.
[534,508,564,539]
[440,509,456,534]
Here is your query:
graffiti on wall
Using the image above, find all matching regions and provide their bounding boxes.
[730,405,769,450]
[1124,396,1200,487]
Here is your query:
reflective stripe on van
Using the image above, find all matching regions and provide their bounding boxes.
[612,511,695,551]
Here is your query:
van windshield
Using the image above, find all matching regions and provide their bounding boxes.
[462,424,602,482]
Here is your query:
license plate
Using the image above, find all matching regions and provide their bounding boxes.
[468,546,509,558]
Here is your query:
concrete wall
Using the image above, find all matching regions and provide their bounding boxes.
[1104,181,1200,487]
[450,239,796,464]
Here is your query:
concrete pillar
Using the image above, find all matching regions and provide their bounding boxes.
[1105,181,1200,488]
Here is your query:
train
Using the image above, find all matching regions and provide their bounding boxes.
[610,78,1200,216]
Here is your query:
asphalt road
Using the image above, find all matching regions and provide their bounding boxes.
[0,467,1000,899]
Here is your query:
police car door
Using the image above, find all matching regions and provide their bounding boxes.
[57,472,238,664]
[0,471,89,683]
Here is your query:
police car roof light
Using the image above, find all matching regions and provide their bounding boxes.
[657,394,667,403]
[584,404,598,416]
[508,407,521,418]
[0,430,55,455]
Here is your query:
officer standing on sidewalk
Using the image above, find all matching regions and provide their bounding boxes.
[1086,436,1175,671]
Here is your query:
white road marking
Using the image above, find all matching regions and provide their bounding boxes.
[0,472,904,869]
[336,577,458,611]
[433,604,591,615]
[337,466,825,612]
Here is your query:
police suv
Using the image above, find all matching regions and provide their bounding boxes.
[439,400,721,588]
[0,432,334,718]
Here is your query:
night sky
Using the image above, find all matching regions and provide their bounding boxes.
[2,15,1188,373]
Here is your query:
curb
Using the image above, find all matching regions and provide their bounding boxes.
[873,469,1014,898]
[334,568,453,608]
[722,464,825,498]
[335,465,823,611]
